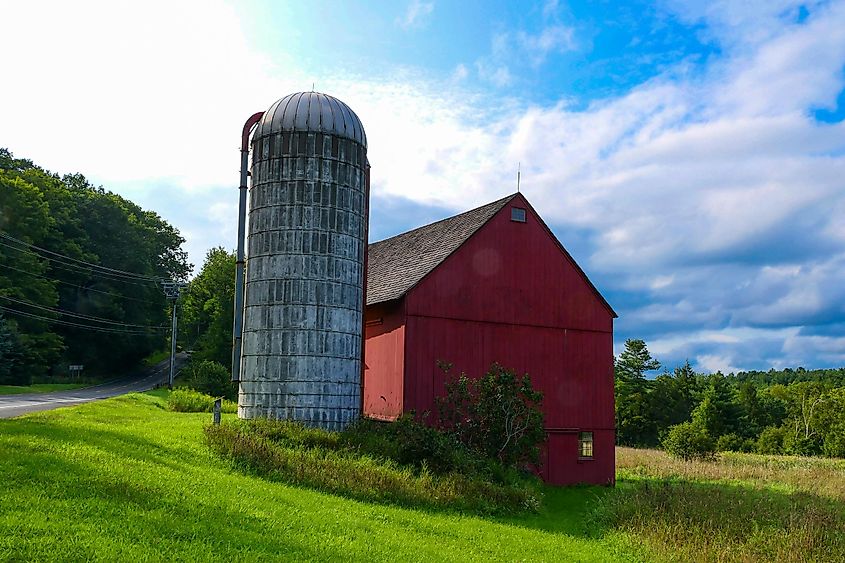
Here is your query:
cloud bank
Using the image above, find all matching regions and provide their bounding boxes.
[2,0,843,371]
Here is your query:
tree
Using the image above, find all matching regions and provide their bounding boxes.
[0,148,189,380]
[0,313,20,384]
[183,360,237,401]
[615,339,661,382]
[180,248,236,368]
[615,339,661,446]
[773,381,826,455]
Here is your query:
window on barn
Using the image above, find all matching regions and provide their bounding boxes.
[511,207,526,222]
[578,431,594,459]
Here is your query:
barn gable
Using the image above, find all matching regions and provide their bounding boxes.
[366,194,516,305]
[366,193,615,320]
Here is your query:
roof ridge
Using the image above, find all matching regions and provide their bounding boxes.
[369,193,517,247]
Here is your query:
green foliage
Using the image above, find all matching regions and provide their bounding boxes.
[756,426,786,455]
[615,338,661,382]
[614,339,664,447]
[0,148,190,381]
[614,338,845,461]
[662,421,715,460]
[167,388,236,413]
[0,314,21,384]
[204,418,543,515]
[182,359,236,400]
[180,247,235,367]
[715,433,754,453]
[435,362,545,468]
[343,415,462,473]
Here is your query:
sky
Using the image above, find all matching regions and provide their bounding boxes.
[2,0,844,373]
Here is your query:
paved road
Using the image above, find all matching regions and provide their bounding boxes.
[0,352,189,419]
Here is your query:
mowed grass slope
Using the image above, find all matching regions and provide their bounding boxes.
[0,393,640,562]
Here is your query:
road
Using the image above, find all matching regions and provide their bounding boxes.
[0,352,189,419]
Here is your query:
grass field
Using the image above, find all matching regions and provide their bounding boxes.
[1,394,843,562]
[0,392,641,562]
[0,383,87,395]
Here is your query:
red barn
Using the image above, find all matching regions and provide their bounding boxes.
[363,193,617,485]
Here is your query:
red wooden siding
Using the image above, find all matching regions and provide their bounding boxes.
[364,193,615,485]
[363,301,405,421]
[541,430,615,485]
[405,193,613,333]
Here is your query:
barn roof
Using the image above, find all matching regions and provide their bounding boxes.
[366,194,516,305]
[365,193,617,317]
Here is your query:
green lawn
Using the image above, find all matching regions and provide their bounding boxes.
[4,394,842,562]
[0,392,643,562]
[0,383,87,395]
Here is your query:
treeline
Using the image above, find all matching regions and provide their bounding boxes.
[615,339,845,458]
[179,247,235,368]
[0,149,190,385]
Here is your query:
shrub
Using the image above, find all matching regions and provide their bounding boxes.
[168,388,237,413]
[341,415,496,477]
[204,419,542,514]
[756,426,786,455]
[715,433,754,453]
[183,360,237,400]
[435,362,545,468]
[663,421,715,460]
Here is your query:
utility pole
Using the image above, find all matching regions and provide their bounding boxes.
[161,280,185,389]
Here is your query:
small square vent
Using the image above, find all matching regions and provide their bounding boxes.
[511,207,527,223]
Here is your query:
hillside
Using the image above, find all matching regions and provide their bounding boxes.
[2,393,843,561]
[0,393,640,561]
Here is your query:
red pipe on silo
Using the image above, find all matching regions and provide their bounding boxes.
[232,111,265,383]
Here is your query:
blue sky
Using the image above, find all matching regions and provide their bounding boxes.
[2,0,844,373]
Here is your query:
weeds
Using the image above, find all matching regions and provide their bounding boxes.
[204,419,542,515]
[602,448,845,562]
[168,388,237,414]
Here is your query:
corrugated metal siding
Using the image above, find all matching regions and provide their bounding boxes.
[363,301,405,421]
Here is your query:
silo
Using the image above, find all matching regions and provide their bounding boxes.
[239,92,369,430]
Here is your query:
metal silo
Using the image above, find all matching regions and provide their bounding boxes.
[237,92,369,430]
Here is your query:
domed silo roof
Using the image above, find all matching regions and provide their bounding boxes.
[256,91,367,147]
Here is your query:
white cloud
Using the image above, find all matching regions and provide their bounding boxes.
[396,0,434,29]
[3,0,845,369]
[516,25,577,66]
[451,63,469,82]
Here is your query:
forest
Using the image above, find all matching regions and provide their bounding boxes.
[0,149,191,385]
[615,339,845,459]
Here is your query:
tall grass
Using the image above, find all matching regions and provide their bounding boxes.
[597,448,845,562]
[168,388,237,413]
[204,420,542,515]
[617,446,845,501]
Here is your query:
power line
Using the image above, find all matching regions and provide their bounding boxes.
[0,262,161,304]
[0,295,167,330]
[0,231,161,283]
[0,241,157,288]
[0,305,163,335]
